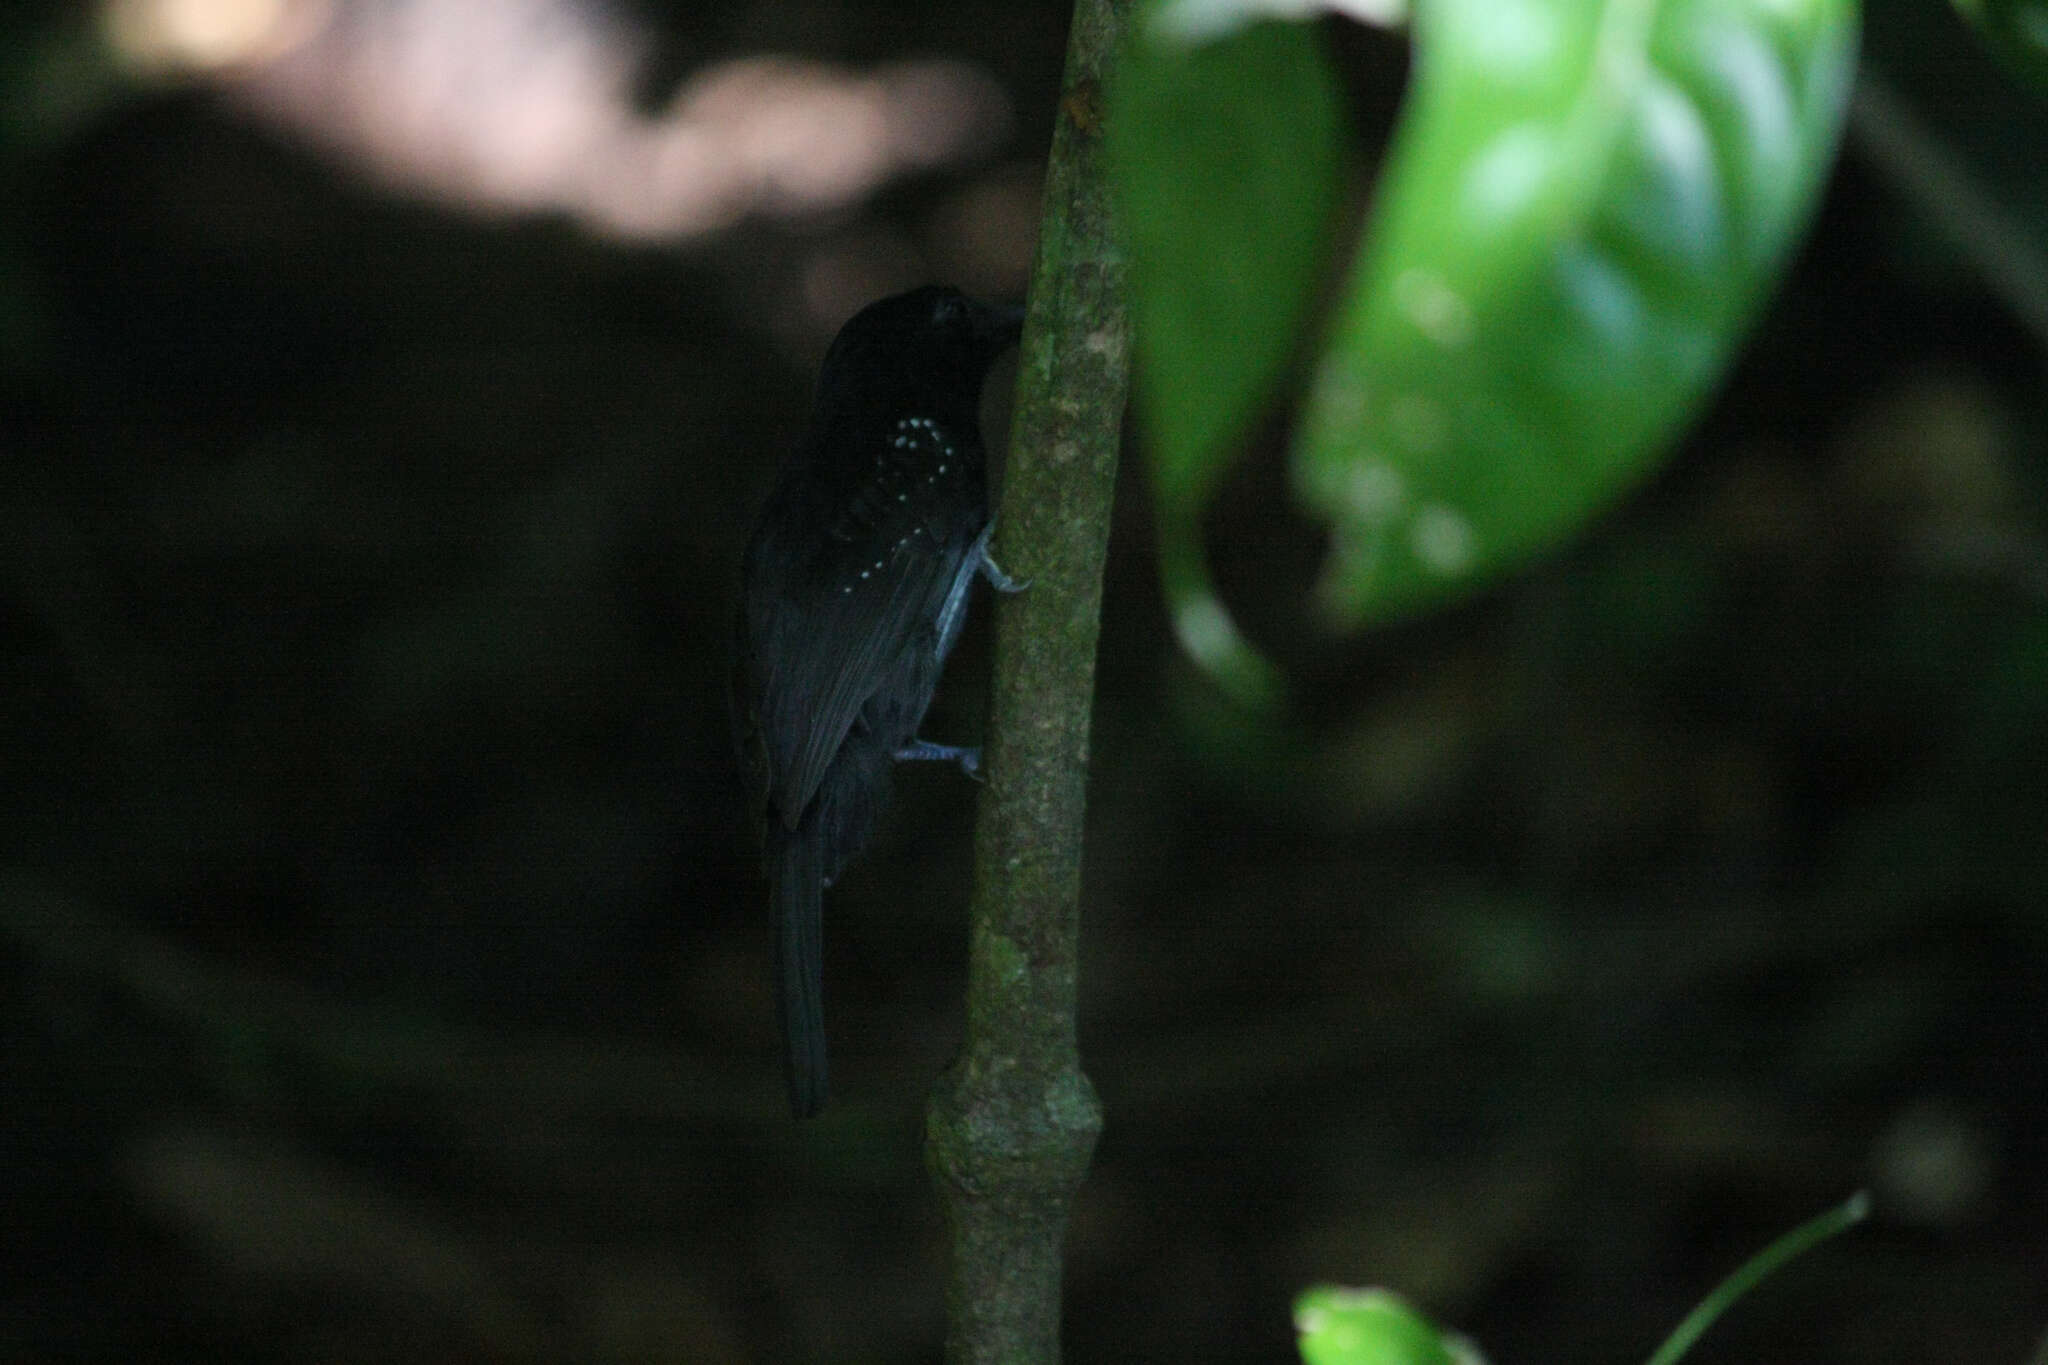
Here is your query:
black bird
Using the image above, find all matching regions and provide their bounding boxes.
[733,286,1025,1118]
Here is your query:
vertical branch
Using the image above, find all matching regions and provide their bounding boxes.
[923,0,1132,1360]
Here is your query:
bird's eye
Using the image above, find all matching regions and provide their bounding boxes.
[933,294,964,325]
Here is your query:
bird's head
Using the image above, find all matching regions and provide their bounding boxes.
[814,286,1025,424]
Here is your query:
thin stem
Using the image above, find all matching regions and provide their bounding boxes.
[922,0,1133,1359]
[1849,70,2048,357]
[1642,1191,1871,1365]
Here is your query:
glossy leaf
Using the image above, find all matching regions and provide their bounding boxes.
[1295,0,1859,627]
[1112,10,1347,701]
[1294,1287,1471,1365]
[1951,0,2048,89]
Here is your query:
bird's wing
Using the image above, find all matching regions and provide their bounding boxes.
[744,414,984,822]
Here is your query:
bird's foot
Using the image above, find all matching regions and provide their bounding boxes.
[979,546,1028,594]
[895,738,984,780]
[972,522,1029,594]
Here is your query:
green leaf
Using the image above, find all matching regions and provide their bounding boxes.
[1296,0,1859,627]
[1112,10,1348,703]
[1951,0,2048,90]
[1293,1287,1471,1365]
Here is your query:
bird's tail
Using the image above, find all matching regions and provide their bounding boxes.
[768,822,828,1118]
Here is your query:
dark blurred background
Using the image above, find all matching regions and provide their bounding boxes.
[4,0,2046,1360]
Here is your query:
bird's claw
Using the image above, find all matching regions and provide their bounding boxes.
[980,551,1029,594]
[895,739,984,780]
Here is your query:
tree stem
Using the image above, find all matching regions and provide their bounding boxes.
[923,0,1132,1358]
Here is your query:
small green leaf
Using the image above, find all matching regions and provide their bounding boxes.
[1296,0,1859,627]
[1294,1287,1470,1365]
[1951,0,2048,89]
[1112,9,1348,703]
